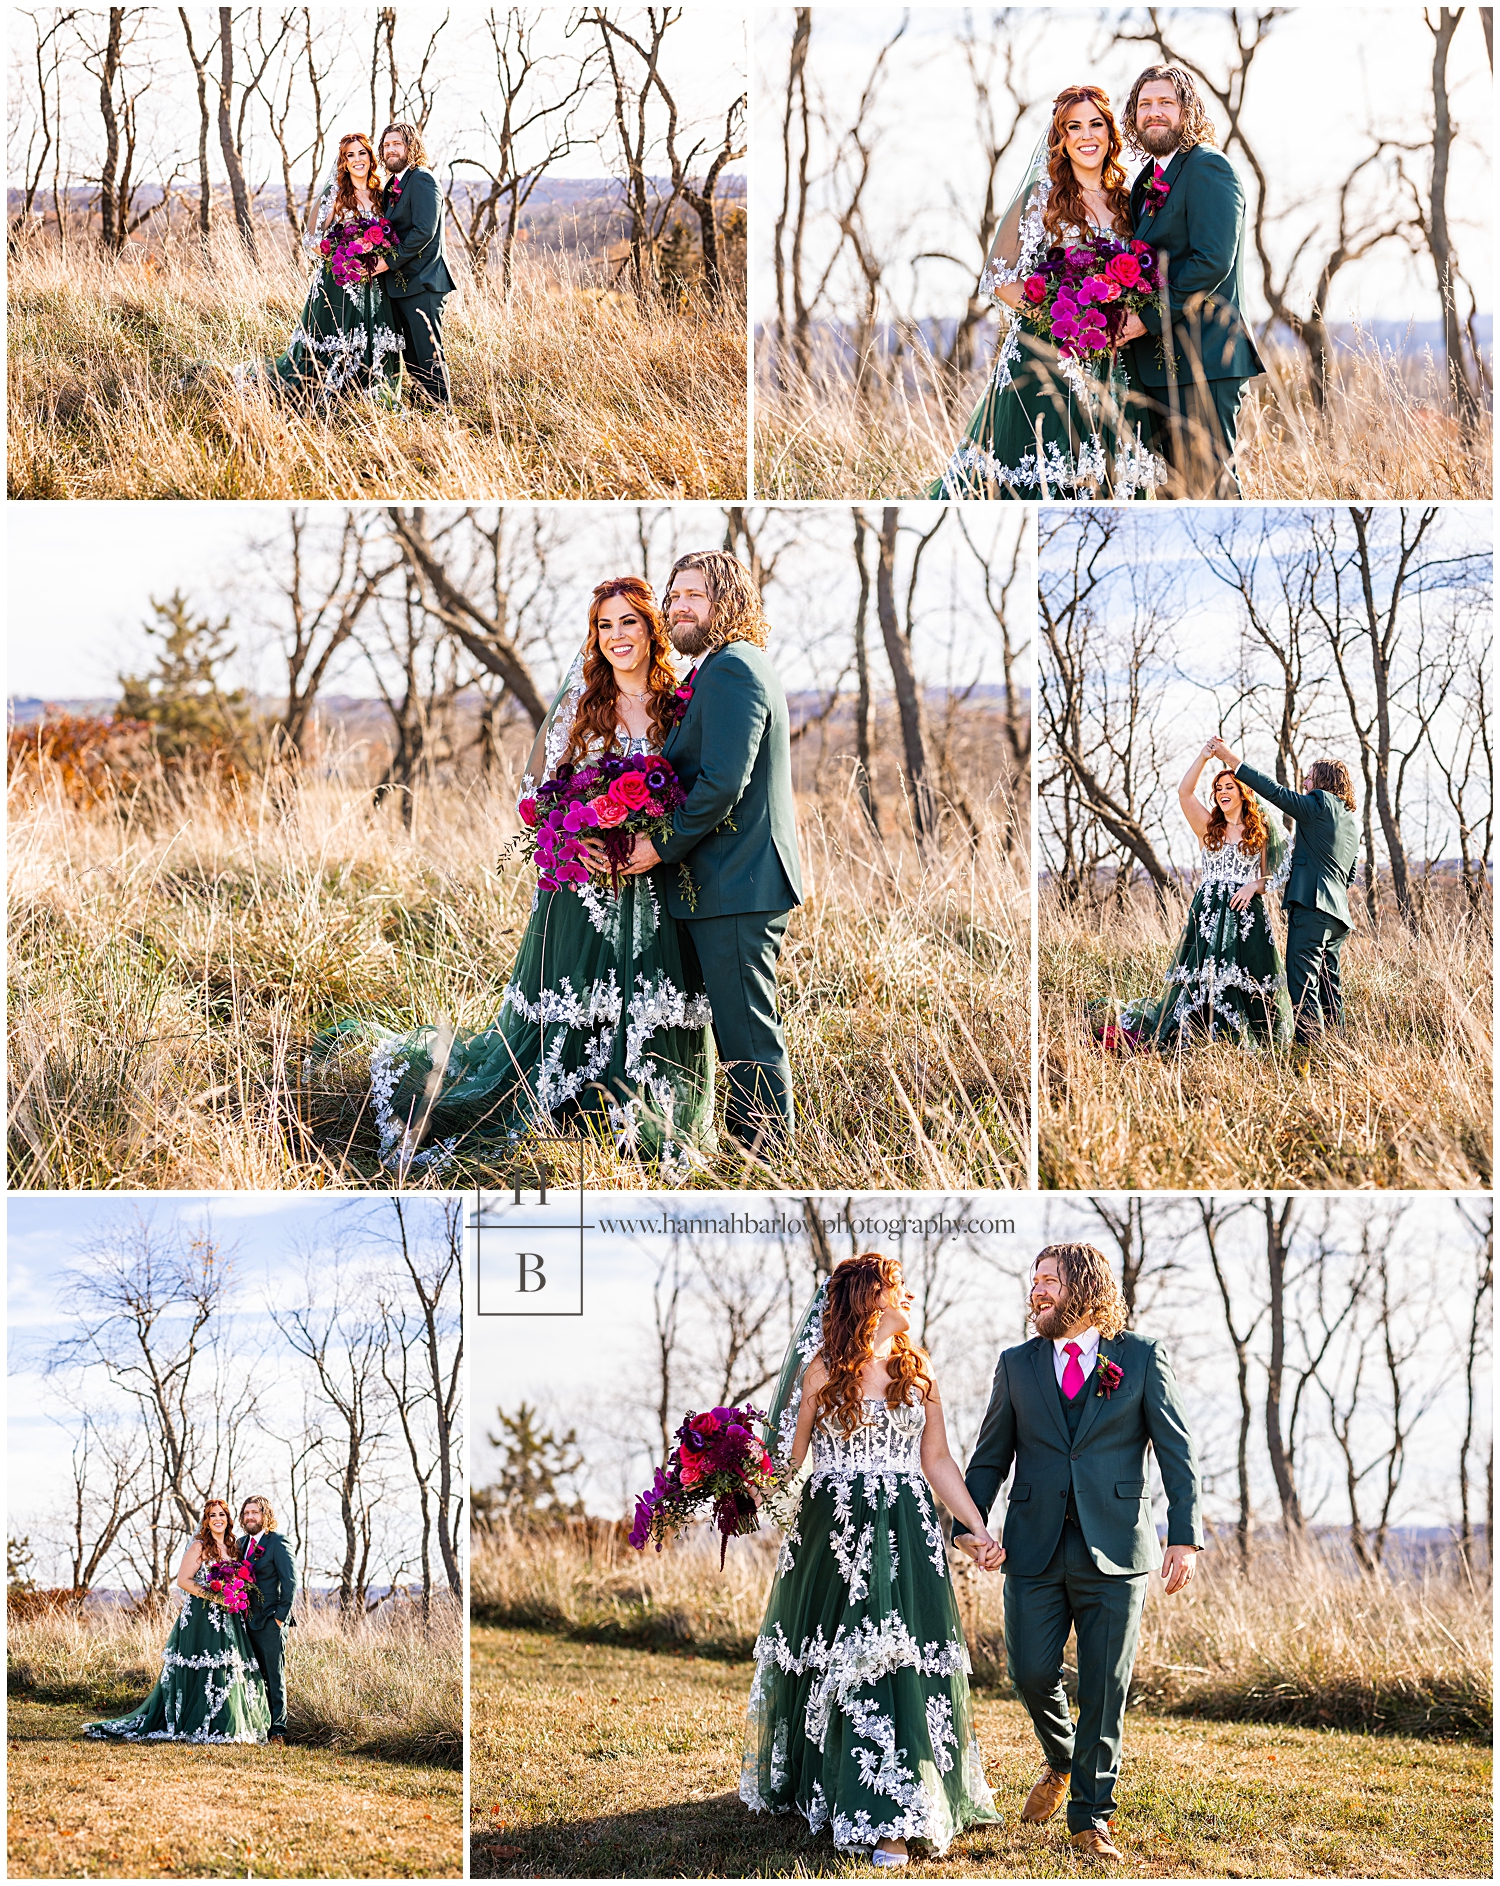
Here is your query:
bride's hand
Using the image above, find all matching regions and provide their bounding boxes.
[1228,879,1265,912]
[993,280,1026,310]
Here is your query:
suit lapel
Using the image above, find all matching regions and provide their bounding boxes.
[1030,1337,1072,1448]
[1137,148,1188,238]
[661,645,720,762]
[1068,1335,1119,1451]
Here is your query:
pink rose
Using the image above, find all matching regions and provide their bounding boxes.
[610,773,651,811]
[1023,273,1047,304]
[1106,252,1143,288]
[593,798,628,828]
[1132,239,1152,256]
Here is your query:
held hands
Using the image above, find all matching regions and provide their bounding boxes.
[621,836,662,876]
[1117,311,1148,343]
[954,1532,1004,1571]
[1228,877,1266,912]
[1160,1543,1198,1596]
[1206,736,1238,768]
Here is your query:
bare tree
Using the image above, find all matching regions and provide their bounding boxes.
[651,65,747,300]
[178,8,216,251]
[875,506,940,850]
[771,7,813,376]
[216,7,261,257]
[1261,1197,1304,1535]
[83,7,177,253]
[1197,1198,1261,1572]
[1086,1195,1181,1324]
[1454,1198,1493,1575]
[11,10,74,237]
[58,1406,149,1603]
[589,8,687,296]
[850,509,880,834]
[956,509,1030,848]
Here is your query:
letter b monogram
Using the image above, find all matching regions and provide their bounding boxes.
[517,1252,546,1293]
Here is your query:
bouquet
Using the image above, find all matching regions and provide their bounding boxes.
[1018,231,1161,375]
[199,1558,255,1614]
[321,211,395,287]
[516,752,697,908]
[629,1405,779,1568]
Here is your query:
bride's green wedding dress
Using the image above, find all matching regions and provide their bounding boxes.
[261,185,402,404]
[741,1394,999,1856]
[85,1587,270,1745]
[930,174,1163,500]
[334,666,716,1175]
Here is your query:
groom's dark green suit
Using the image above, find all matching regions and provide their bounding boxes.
[381,164,456,405]
[1235,762,1360,1042]
[241,1530,298,1737]
[956,1330,1201,1836]
[655,640,803,1148]
[1125,144,1263,496]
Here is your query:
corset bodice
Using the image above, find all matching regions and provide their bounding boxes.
[811,1396,926,1474]
[1198,841,1264,889]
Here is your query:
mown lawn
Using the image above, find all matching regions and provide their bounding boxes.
[471,1626,1491,1878]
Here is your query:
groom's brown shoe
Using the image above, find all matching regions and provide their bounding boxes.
[268,1733,286,1745]
[1020,1763,1069,1823]
[1070,1827,1123,1860]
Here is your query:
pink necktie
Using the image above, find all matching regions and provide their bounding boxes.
[1062,1342,1085,1398]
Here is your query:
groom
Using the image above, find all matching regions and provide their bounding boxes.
[953,1244,1202,1860]
[371,121,456,406]
[1116,66,1263,498]
[620,550,803,1154]
[1210,738,1361,1045]
[239,1495,298,1745]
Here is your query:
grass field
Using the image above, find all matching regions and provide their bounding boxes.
[8,1701,462,1879]
[8,757,1029,1190]
[753,337,1491,502]
[470,1627,1491,1878]
[8,236,746,500]
[1038,893,1492,1190]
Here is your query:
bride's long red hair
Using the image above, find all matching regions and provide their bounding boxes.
[1043,86,1132,242]
[332,132,383,219]
[562,577,680,766]
[814,1254,934,1437]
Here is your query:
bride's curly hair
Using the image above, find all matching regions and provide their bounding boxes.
[331,133,383,219]
[1204,770,1270,858]
[562,577,681,766]
[194,1499,238,1561]
[814,1254,934,1437]
[1043,86,1132,243]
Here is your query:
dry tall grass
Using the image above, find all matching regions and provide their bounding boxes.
[7,1594,463,1764]
[1039,889,1492,1190]
[8,235,746,499]
[754,334,1491,499]
[8,751,1029,1189]
[471,1519,1490,1741]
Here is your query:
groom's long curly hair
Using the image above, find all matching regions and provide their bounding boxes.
[1032,1244,1129,1341]
[1307,759,1357,811]
[814,1254,933,1437]
[662,551,771,653]
[1122,66,1218,153]
[379,121,428,169]
[563,577,680,765]
[1044,87,1132,242]
[1205,770,1270,859]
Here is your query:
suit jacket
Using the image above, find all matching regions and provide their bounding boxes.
[1125,145,1263,387]
[655,641,804,921]
[956,1329,1202,1578]
[382,166,456,300]
[1236,762,1360,929]
[241,1530,298,1628]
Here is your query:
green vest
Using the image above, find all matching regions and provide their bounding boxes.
[1058,1370,1087,1525]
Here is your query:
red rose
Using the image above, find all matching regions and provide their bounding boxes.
[611,773,651,811]
[1131,239,1152,256]
[690,1412,721,1435]
[593,798,628,828]
[679,1452,706,1485]
[518,797,539,827]
[1023,273,1047,303]
[1105,252,1143,287]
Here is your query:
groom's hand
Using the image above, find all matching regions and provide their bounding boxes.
[621,837,661,875]
[1160,1543,1199,1595]
[1117,311,1147,343]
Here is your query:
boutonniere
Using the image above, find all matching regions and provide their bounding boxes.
[389,177,403,201]
[1143,164,1170,213]
[665,667,697,727]
[1096,1357,1125,1398]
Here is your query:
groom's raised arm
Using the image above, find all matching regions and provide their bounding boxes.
[1142,1339,1203,1551]
[654,660,771,866]
[951,1352,1016,1541]
[1234,760,1323,825]
[1138,153,1243,336]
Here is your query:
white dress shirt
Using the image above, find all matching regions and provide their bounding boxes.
[1051,1325,1101,1387]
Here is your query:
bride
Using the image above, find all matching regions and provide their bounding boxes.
[930,85,1164,500]
[85,1499,270,1745]
[338,576,715,1174]
[260,131,402,405]
[742,1254,1001,1867]
[1108,743,1294,1049]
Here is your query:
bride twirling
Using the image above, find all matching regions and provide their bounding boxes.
[326,575,715,1175]
[742,1255,1002,1866]
[929,86,1164,501]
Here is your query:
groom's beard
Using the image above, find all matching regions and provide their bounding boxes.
[670,617,717,658]
[1032,1301,1079,1341]
[1137,123,1181,158]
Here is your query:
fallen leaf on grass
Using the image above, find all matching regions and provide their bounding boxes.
[491,1845,522,1859]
